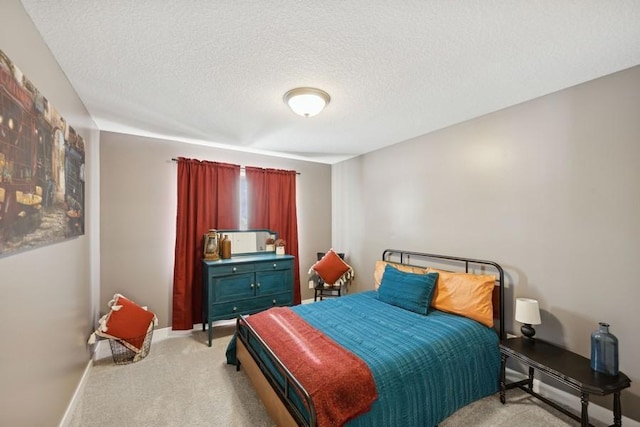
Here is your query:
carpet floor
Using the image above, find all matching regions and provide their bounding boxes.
[68,324,599,426]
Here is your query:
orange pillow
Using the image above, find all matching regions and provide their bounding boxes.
[311,249,353,285]
[426,268,496,327]
[94,294,156,352]
[373,260,427,290]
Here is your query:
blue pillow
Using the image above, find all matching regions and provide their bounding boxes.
[378,265,438,315]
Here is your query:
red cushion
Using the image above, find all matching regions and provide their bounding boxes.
[100,295,155,351]
[311,249,352,285]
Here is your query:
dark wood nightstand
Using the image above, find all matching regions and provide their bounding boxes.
[499,337,631,427]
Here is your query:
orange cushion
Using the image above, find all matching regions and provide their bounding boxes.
[426,268,496,327]
[311,249,352,285]
[97,294,155,351]
[373,260,427,290]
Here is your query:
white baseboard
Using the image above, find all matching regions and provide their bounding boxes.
[505,368,639,427]
[58,359,93,427]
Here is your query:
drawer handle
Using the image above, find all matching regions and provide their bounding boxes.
[232,306,237,312]
[273,263,277,268]
[257,283,261,288]
[250,283,254,289]
[232,267,237,272]
[272,299,276,305]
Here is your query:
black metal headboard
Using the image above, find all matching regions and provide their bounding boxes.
[382,249,505,340]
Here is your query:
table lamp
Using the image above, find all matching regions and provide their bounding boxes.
[515,298,541,339]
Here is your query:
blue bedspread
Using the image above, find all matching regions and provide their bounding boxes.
[292,291,500,426]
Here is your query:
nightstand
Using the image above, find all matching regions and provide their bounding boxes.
[499,337,631,427]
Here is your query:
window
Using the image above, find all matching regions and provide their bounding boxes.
[239,168,248,230]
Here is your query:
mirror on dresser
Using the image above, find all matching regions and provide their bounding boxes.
[217,229,278,255]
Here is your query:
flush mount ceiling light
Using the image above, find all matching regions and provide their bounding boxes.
[283,87,330,118]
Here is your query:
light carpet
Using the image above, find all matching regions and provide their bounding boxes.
[68,324,596,426]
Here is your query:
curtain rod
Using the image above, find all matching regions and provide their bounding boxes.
[171,158,300,175]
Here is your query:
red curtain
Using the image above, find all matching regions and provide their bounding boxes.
[245,167,301,304]
[172,158,240,330]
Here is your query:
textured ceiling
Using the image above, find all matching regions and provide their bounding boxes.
[20,1,640,164]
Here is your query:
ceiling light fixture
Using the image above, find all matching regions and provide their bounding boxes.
[283,87,330,118]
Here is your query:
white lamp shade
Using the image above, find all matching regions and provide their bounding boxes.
[284,87,330,118]
[515,298,541,325]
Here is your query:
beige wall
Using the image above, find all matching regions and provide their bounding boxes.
[100,132,331,328]
[0,1,101,426]
[332,65,640,421]
[3,0,637,423]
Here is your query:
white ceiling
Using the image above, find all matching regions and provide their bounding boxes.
[20,1,640,164]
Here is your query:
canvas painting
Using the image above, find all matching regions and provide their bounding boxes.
[0,49,85,257]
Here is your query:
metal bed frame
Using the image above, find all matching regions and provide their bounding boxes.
[382,249,505,340]
[235,249,506,427]
[236,316,316,426]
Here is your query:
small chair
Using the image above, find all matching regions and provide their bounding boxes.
[313,251,348,301]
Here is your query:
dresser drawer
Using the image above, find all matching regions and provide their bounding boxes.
[211,292,293,318]
[254,259,293,272]
[208,263,255,277]
[211,300,249,318]
[264,292,293,307]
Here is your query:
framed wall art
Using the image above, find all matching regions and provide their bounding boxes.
[0,48,85,257]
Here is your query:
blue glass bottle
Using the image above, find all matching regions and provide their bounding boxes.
[590,322,619,376]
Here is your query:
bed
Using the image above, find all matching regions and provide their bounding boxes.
[231,249,505,427]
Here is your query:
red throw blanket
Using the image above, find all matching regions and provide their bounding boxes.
[245,307,378,426]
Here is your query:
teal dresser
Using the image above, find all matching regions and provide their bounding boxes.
[202,253,294,346]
